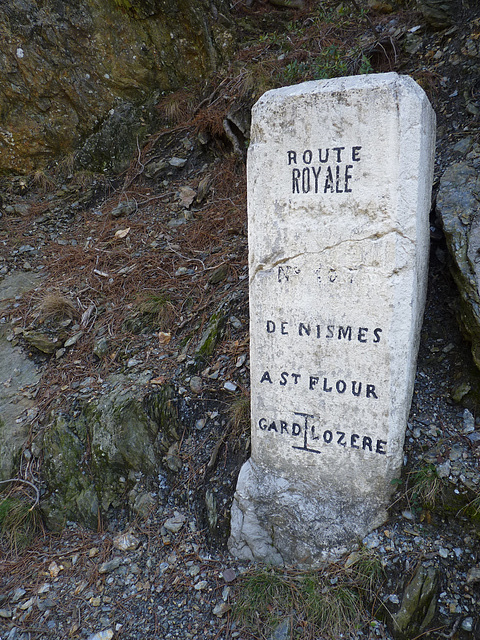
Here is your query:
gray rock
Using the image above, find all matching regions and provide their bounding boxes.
[169,157,187,168]
[22,329,60,354]
[268,620,290,640]
[164,513,185,533]
[416,0,457,28]
[189,376,203,394]
[193,308,225,369]
[205,489,218,532]
[208,264,228,284]
[436,460,450,478]
[463,409,475,433]
[93,337,110,359]
[165,443,183,473]
[87,630,114,640]
[437,159,480,370]
[462,617,474,632]
[391,564,438,640]
[110,201,136,218]
[98,557,122,574]
[0,272,44,480]
[466,565,480,583]
[41,382,179,529]
[11,588,26,603]
[130,491,156,518]
[212,601,231,617]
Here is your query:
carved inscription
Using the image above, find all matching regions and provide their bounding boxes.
[278,265,362,287]
[257,266,387,454]
[288,146,362,194]
[265,320,383,344]
[258,413,387,456]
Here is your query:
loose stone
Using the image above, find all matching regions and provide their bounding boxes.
[99,558,122,574]
[164,513,186,534]
[212,602,231,617]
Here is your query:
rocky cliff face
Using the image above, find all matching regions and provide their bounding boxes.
[0,0,232,174]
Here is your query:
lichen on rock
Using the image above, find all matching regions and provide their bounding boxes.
[391,564,438,639]
[41,380,180,529]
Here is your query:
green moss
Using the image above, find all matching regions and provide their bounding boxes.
[144,384,180,448]
[192,310,225,370]
[41,384,181,529]
[41,416,98,529]
[112,0,157,18]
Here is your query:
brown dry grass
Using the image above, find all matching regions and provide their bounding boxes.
[35,292,78,324]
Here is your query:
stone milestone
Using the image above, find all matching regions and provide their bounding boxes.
[229,73,436,566]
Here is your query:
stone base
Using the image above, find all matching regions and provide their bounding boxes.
[228,459,388,567]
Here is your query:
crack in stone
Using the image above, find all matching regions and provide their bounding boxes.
[250,228,414,282]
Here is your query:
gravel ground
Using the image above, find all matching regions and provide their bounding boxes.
[2,2,480,639]
[1,258,480,639]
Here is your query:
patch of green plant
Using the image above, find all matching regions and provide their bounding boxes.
[0,497,41,553]
[112,0,138,15]
[234,567,293,630]
[233,548,384,639]
[350,544,384,592]
[315,2,345,24]
[313,45,349,80]
[137,293,173,320]
[258,31,284,48]
[229,394,250,441]
[112,0,155,19]
[458,492,480,525]
[299,573,362,635]
[358,53,373,75]
[283,59,311,84]
[411,463,445,511]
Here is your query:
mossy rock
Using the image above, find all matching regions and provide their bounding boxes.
[0,0,232,173]
[391,564,438,640]
[192,309,225,370]
[41,416,98,529]
[41,382,180,529]
[144,384,180,450]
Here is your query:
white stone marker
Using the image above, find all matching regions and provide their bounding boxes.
[229,73,435,567]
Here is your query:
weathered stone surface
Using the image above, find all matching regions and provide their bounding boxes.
[22,329,62,354]
[416,0,458,29]
[0,324,41,480]
[41,382,179,529]
[0,271,44,480]
[0,0,232,174]
[193,307,225,369]
[229,73,435,565]
[436,152,480,370]
[391,564,438,639]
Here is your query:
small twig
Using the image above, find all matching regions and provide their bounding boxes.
[134,192,176,205]
[166,242,206,269]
